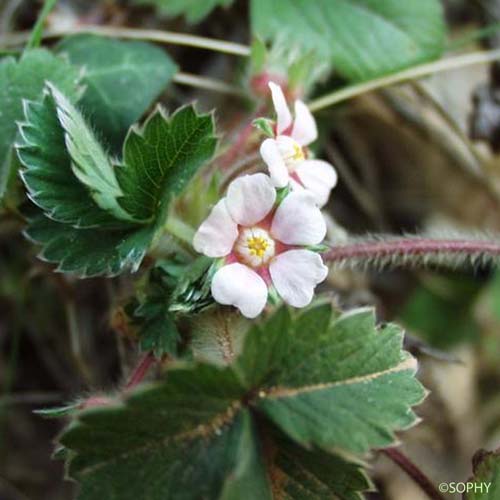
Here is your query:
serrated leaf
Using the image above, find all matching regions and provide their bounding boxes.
[135,297,179,357]
[133,257,214,358]
[117,106,217,222]
[270,430,372,500]
[18,83,216,277]
[49,84,136,222]
[0,49,80,203]
[61,366,272,500]
[18,89,123,228]
[132,0,234,23]
[246,305,426,454]
[56,35,178,152]
[59,305,424,498]
[25,214,154,277]
[466,449,500,499]
[251,0,446,82]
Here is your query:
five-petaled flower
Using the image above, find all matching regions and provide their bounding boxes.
[260,82,338,207]
[193,173,328,318]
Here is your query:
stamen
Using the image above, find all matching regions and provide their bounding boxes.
[235,227,275,267]
[247,236,269,258]
[292,142,304,161]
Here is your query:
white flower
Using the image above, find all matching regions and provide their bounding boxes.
[193,173,328,318]
[259,82,338,207]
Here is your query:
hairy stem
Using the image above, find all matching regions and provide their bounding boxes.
[0,25,250,56]
[125,352,155,390]
[323,236,500,270]
[309,48,500,112]
[381,448,446,500]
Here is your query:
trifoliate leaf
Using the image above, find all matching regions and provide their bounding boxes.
[17,84,216,277]
[466,449,500,499]
[48,83,135,222]
[56,35,178,152]
[59,305,424,498]
[251,0,446,82]
[132,0,234,24]
[0,49,80,203]
[117,106,217,222]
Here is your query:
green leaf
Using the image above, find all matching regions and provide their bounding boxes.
[25,214,155,277]
[132,0,234,24]
[61,366,272,500]
[0,49,80,203]
[17,83,216,277]
[59,305,424,498]
[18,88,152,277]
[56,35,178,151]
[48,83,135,222]
[18,89,123,228]
[117,105,217,222]
[251,305,426,454]
[270,430,372,499]
[135,299,179,358]
[466,449,500,499]
[251,0,446,82]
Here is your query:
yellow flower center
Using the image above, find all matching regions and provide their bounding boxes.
[247,235,270,258]
[276,135,305,172]
[292,142,304,161]
[235,227,275,267]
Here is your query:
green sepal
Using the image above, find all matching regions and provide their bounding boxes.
[252,117,275,138]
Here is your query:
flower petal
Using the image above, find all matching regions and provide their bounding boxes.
[260,138,289,188]
[295,159,338,207]
[193,199,238,257]
[269,81,292,134]
[271,190,326,245]
[291,100,317,146]
[226,173,276,226]
[211,263,268,318]
[270,249,328,308]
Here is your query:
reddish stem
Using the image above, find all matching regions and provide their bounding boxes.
[323,238,500,263]
[125,352,156,390]
[382,448,445,500]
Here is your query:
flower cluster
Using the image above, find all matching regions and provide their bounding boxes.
[193,83,337,318]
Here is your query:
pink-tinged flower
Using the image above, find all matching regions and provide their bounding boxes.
[193,173,328,318]
[260,82,338,207]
